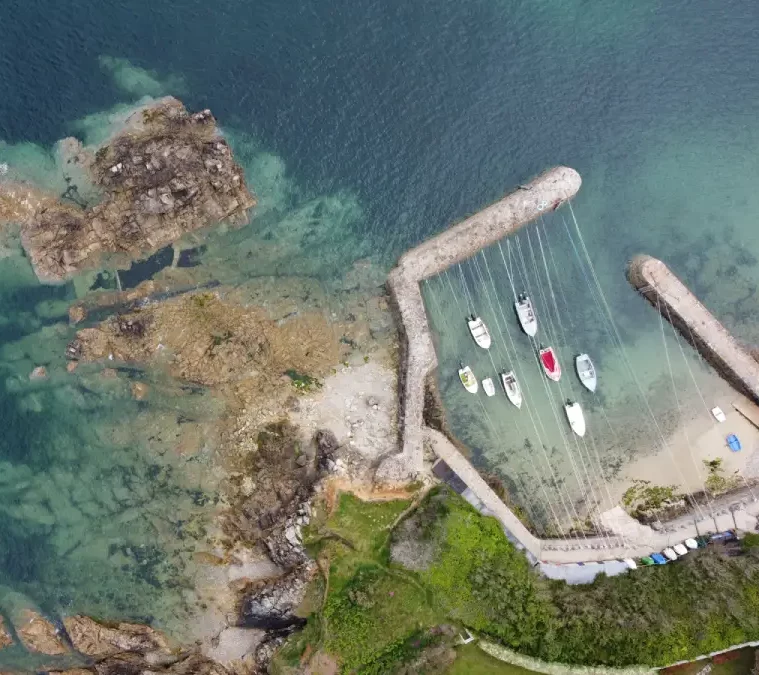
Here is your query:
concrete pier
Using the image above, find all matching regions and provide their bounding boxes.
[375,166,581,483]
[628,255,759,404]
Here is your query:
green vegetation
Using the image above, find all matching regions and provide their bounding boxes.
[285,368,322,392]
[704,458,741,496]
[277,487,759,673]
[622,479,683,518]
[449,644,543,675]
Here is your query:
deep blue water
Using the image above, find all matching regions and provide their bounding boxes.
[2,0,759,654]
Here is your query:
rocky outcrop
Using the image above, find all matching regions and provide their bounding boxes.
[13,609,68,655]
[62,615,171,658]
[240,564,315,630]
[264,501,312,569]
[21,98,255,283]
[0,615,12,650]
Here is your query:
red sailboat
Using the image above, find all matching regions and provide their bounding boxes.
[539,346,561,382]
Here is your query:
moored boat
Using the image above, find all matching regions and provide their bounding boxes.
[539,346,561,381]
[514,293,537,337]
[458,363,478,394]
[564,400,586,437]
[575,353,597,392]
[467,315,492,349]
[500,370,522,408]
[482,377,496,397]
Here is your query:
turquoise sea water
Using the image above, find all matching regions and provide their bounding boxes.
[2,0,759,655]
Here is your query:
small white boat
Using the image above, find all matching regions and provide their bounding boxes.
[564,400,586,437]
[500,371,522,408]
[539,346,561,382]
[673,543,689,556]
[684,538,698,550]
[623,558,637,570]
[458,364,478,394]
[514,293,537,337]
[467,315,491,349]
[575,353,597,392]
[482,377,496,397]
[711,406,726,422]
[662,547,678,562]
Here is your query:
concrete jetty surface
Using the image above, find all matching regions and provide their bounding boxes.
[376,166,581,483]
[628,255,759,404]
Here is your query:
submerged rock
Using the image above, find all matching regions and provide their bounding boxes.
[13,609,67,655]
[0,615,12,650]
[21,98,256,283]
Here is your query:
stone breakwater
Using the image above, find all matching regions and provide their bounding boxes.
[377,170,759,568]
[375,166,582,483]
[627,254,759,404]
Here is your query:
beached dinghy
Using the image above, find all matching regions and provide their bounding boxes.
[539,346,561,382]
[575,353,597,392]
[458,363,478,394]
[500,371,522,408]
[564,400,586,437]
[467,315,491,349]
[482,377,496,397]
[515,293,537,337]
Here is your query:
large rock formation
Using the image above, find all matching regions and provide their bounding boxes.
[13,609,68,655]
[21,97,255,283]
[62,615,171,658]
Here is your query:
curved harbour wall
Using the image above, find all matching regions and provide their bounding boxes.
[377,166,582,484]
[380,169,759,568]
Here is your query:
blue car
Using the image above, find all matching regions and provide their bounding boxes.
[651,553,668,565]
[710,530,737,543]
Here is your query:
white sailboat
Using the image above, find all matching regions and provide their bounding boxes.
[500,371,522,408]
[564,400,586,437]
[467,315,491,349]
[514,293,537,337]
[575,353,597,392]
[458,364,478,393]
[482,377,496,397]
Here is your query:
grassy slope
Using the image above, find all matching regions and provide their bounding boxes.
[274,487,759,673]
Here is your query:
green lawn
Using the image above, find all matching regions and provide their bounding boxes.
[448,643,543,675]
[274,487,759,673]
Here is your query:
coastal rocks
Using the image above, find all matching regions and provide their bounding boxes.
[21,97,256,283]
[90,650,230,675]
[264,501,312,568]
[240,563,315,630]
[315,428,339,472]
[13,609,68,655]
[67,292,341,394]
[62,615,171,658]
[130,381,149,400]
[29,365,47,380]
[0,616,12,650]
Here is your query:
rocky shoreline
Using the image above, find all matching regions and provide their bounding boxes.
[15,97,255,283]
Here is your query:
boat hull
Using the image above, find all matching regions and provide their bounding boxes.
[515,297,537,337]
[483,377,496,397]
[564,402,586,437]
[500,371,522,408]
[467,317,492,349]
[458,366,478,394]
[539,347,561,382]
[575,353,597,392]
